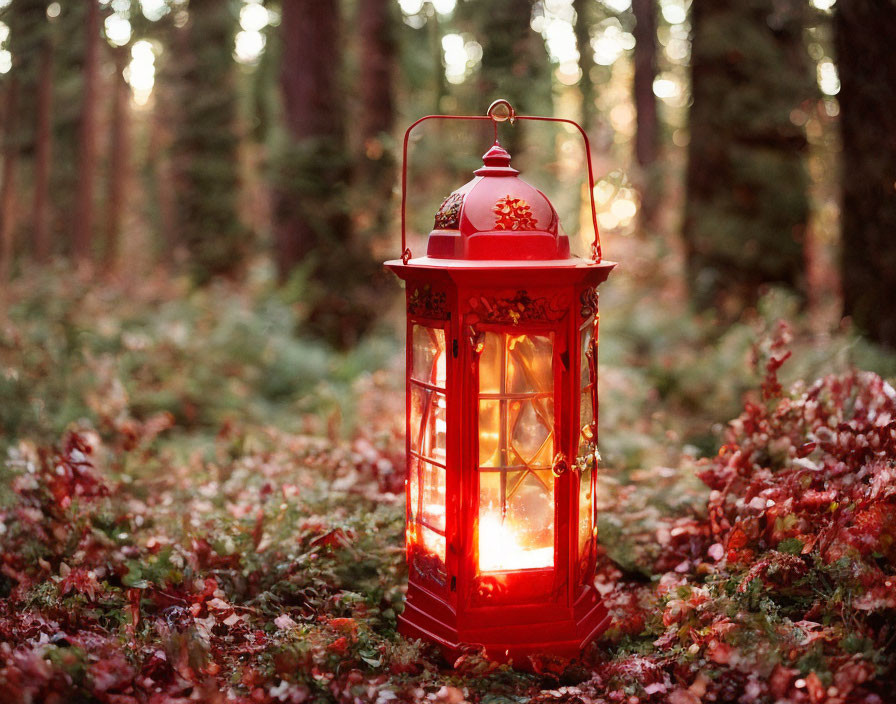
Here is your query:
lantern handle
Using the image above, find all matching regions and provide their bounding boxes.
[399,104,603,264]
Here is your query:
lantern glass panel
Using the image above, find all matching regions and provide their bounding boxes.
[412,325,447,386]
[410,386,447,461]
[507,335,554,394]
[477,331,555,573]
[419,525,446,562]
[409,324,448,570]
[577,320,597,564]
[420,457,447,532]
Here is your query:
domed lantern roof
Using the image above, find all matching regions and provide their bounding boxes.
[426,142,572,261]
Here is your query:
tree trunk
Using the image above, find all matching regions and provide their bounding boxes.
[683,0,813,313]
[174,0,247,284]
[276,0,345,278]
[836,0,896,347]
[632,0,657,167]
[476,0,552,156]
[573,0,594,131]
[429,9,446,114]
[73,0,101,260]
[32,37,54,262]
[357,0,397,238]
[0,79,19,280]
[276,0,382,347]
[103,45,130,271]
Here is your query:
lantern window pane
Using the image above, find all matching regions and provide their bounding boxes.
[478,333,503,394]
[412,325,446,386]
[420,459,446,532]
[419,525,446,563]
[578,462,594,564]
[409,460,420,523]
[476,331,555,573]
[509,398,554,467]
[478,399,502,467]
[577,319,597,574]
[410,386,447,462]
[479,468,554,571]
[506,334,554,394]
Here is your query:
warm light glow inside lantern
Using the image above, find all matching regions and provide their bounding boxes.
[387,101,616,663]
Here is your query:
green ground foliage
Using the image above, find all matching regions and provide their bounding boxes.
[0,266,894,702]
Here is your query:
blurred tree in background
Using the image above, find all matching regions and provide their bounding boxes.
[0,0,889,350]
[836,0,896,348]
[72,0,100,260]
[683,0,815,315]
[173,0,248,283]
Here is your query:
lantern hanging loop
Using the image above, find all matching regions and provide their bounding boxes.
[399,102,603,264]
[487,99,516,124]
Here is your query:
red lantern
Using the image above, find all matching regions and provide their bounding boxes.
[385,101,616,662]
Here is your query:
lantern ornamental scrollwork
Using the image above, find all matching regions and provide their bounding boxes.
[467,290,568,326]
[408,284,449,319]
[434,192,464,230]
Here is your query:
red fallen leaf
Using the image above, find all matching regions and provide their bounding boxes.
[310,529,354,549]
[190,577,218,605]
[727,525,749,550]
[59,567,102,602]
[797,442,817,458]
[328,617,358,636]
[252,508,265,548]
[806,672,825,704]
[769,664,799,698]
[706,639,734,664]
[89,652,134,693]
[328,636,350,654]
[128,588,141,630]
[527,652,570,678]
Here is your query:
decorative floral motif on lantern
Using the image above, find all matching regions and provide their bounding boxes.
[385,100,616,664]
[434,192,464,230]
[493,196,538,231]
[467,290,568,326]
[408,284,449,319]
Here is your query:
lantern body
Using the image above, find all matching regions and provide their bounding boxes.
[386,143,614,662]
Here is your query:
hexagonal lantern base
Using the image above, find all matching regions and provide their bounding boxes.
[398,581,610,666]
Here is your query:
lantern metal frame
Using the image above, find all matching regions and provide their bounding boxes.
[386,102,616,663]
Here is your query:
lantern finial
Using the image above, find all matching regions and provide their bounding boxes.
[480,143,512,169]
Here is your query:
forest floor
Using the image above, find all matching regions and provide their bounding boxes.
[0,263,895,704]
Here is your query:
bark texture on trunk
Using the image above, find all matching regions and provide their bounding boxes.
[0,79,19,280]
[103,45,130,271]
[476,0,552,156]
[632,0,657,167]
[357,0,397,246]
[683,0,813,313]
[174,0,248,284]
[836,0,896,347]
[275,0,346,278]
[73,0,101,260]
[357,0,396,178]
[573,0,594,131]
[32,38,54,262]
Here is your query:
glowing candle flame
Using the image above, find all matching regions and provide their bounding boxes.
[478,512,553,572]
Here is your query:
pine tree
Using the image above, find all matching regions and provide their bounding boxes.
[103,44,130,271]
[173,0,248,284]
[274,0,385,348]
[475,0,552,156]
[2,0,53,270]
[836,0,896,347]
[683,0,814,312]
[356,0,397,242]
[72,0,101,260]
